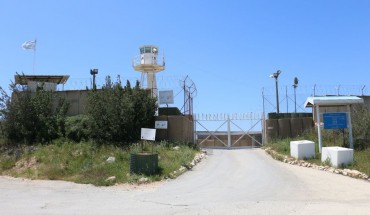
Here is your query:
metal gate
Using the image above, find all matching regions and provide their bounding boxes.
[194,113,265,149]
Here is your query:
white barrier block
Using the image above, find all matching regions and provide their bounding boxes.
[290,140,315,160]
[321,147,353,168]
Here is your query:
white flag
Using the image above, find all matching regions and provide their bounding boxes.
[22,40,36,50]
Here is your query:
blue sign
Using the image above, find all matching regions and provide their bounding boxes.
[323,112,347,129]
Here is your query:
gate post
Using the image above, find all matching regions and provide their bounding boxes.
[262,112,266,145]
[227,115,231,148]
[193,114,197,145]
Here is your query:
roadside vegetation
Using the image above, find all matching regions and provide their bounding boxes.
[0,75,199,186]
[264,105,370,177]
[0,140,197,186]
[265,135,370,177]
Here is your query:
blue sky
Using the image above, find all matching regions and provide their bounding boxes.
[1,0,370,115]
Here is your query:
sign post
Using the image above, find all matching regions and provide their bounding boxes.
[141,128,156,153]
[323,112,347,129]
[141,128,156,141]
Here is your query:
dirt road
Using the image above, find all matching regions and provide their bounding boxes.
[1,149,370,214]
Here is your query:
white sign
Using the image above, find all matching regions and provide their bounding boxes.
[141,128,156,141]
[155,121,168,129]
[159,90,174,104]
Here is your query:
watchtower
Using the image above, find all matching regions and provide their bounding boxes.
[132,45,165,98]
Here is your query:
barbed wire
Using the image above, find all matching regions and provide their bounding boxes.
[262,84,369,97]
[57,74,187,92]
[195,112,263,121]
[262,84,369,114]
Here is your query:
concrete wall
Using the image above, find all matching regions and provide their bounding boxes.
[54,90,89,116]
[265,117,314,143]
[11,90,89,116]
[360,96,370,114]
[155,115,194,143]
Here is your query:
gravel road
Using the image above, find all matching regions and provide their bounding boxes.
[1,148,370,214]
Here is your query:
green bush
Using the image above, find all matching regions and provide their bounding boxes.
[0,155,16,171]
[0,82,69,144]
[87,76,157,146]
[65,115,91,142]
[352,104,370,150]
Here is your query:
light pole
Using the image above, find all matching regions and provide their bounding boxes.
[270,70,282,114]
[293,77,299,113]
[90,69,98,91]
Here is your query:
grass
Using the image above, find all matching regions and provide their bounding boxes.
[0,139,199,186]
[348,149,370,175]
[264,129,370,177]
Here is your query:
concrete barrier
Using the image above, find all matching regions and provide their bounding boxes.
[321,147,353,168]
[290,140,315,160]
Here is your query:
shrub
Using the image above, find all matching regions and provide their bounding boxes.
[65,115,91,142]
[352,104,370,150]
[87,76,157,146]
[0,82,69,144]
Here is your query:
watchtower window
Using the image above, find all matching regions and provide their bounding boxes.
[145,47,152,53]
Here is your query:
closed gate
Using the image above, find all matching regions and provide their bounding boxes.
[194,113,265,149]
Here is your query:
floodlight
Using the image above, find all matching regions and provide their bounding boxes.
[270,70,282,114]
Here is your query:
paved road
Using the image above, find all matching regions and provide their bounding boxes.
[1,149,370,214]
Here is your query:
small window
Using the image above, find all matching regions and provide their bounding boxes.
[140,47,145,54]
[145,47,152,53]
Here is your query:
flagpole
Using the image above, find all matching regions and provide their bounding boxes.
[22,39,37,73]
[33,39,36,74]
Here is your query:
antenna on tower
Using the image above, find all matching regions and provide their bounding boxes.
[132,45,165,98]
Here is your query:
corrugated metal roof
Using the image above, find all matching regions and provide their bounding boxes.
[15,75,69,85]
[304,96,364,107]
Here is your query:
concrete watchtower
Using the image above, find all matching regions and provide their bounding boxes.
[132,45,165,98]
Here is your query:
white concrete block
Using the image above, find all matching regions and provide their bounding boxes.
[290,140,315,160]
[321,147,353,168]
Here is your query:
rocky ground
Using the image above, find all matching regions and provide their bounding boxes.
[265,147,370,181]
